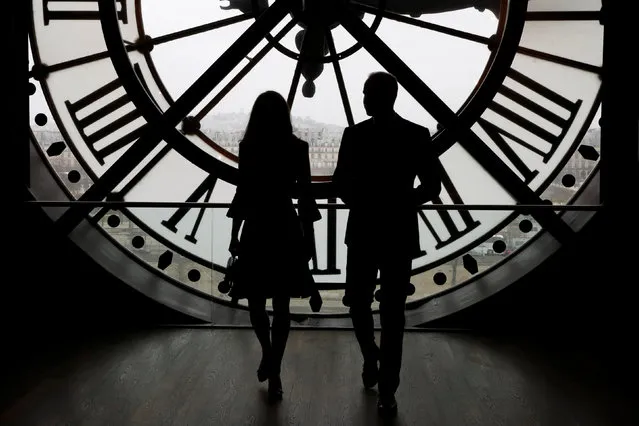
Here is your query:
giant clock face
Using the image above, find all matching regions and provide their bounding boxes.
[28,0,603,318]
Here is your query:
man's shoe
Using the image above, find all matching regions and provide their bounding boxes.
[362,345,380,389]
[377,395,398,418]
[362,358,379,388]
[267,375,283,403]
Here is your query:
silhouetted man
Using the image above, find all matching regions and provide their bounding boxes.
[333,72,442,418]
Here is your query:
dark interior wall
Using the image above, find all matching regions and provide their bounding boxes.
[425,207,637,384]
[2,196,200,398]
[8,197,200,330]
[422,210,630,332]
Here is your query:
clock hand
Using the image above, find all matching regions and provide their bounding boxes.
[338,4,576,244]
[54,0,290,235]
[28,14,256,78]
[351,2,602,75]
[191,19,298,122]
[220,0,269,14]
[325,28,355,126]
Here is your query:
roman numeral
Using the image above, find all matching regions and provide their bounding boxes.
[311,198,341,275]
[161,174,218,244]
[477,68,583,183]
[418,168,480,252]
[65,76,145,165]
[43,0,128,25]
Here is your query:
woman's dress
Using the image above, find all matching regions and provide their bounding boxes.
[226,135,321,299]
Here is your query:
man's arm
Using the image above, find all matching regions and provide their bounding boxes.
[298,142,322,223]
[414,128,443,205]
[332,127,354,206]
[297,142,321,261]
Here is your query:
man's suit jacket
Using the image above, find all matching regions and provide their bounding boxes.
[332,113,442,257]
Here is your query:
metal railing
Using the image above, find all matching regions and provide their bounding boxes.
[25,201,602,211]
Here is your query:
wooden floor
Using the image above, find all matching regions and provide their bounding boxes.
[0,328,634,426]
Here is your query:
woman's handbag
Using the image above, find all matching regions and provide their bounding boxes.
[218,255,240,302]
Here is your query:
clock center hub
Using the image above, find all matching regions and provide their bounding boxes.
[290,0,348,29]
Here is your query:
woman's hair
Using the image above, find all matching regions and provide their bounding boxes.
[242,91,293,144]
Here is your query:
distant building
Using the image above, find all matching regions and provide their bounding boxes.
[294,127,342,175]
[544,127,601,203]
[204,126,344,175]
[563,127,601,182]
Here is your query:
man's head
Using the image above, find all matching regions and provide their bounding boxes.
[363,72,398,117]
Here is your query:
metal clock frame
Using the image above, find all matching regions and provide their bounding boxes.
[22,0,625,327]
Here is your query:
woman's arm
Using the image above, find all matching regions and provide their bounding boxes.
[298,142,322,223]
[414,128,443,205]
[229,217,243,256]
[227,141,248,255]
[332,127,353,206]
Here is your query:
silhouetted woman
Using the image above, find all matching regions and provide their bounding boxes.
[227,91,322,402]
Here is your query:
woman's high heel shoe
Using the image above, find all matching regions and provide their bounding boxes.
[257,355,271,383]
[267,375,283,403]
